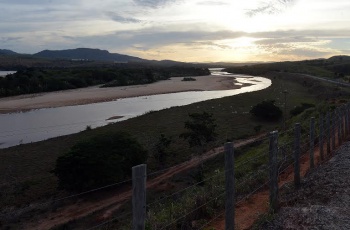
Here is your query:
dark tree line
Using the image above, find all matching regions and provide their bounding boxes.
[0,67,210,97]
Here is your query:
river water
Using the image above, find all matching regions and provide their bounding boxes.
[0,69,271,148]
[0,71,16,77]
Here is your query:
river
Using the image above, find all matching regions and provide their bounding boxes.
[0,69,271,148]
[0,71,16,77]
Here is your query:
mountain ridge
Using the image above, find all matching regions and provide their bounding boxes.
[0,49,19,55]
[33,48,145,62]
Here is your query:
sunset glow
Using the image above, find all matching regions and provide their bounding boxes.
[1,0,349,62]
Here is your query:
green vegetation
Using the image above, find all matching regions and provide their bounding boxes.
[290,103,315,117]
[0,66,210,97]
[250,100,283,121]
[180,112,217,147]
[54,132,147,191]
[1,70,350,229]
[182,77,197,81]
[154,134,173,168]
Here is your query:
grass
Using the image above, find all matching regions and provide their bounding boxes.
[1,71,350,228]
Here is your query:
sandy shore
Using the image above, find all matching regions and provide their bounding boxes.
[0,75,248,113]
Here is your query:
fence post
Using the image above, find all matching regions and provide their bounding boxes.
[345,105,349,138]
[332,112,336,150]
[309,117,315,169]
[294,123,301,189]
[341,107,346,140]
[225,142,235,230]
[326,112,331,155]
[269,131,279,212]
[345,104,350,136]
[319,115,324,161]
[339,108,343,143]
[132,164,147,230]
[345,106,348,137]
[337,111,341,147]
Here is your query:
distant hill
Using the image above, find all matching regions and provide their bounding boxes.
[33,48,145,62]
[225,55,350,78]
[327,55,350,63]
[0,49,19,55]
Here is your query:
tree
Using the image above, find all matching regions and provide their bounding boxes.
[250,100,282,121]
[54,132,147,191]
[180,112,217,147]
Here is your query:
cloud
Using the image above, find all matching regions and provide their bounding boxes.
[0,36,22,43]
[255,37,319,45]
[41,28,350,54]
[196,1,229,6]
[133,0,177,8]
[246,0,296,17]
[105,12,142,23]
[182,41,232,50]
[288,48,333,57]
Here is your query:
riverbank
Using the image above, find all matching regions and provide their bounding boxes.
[0,75,246,114]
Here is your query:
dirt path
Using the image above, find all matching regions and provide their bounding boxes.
[209,132,345,230]
[25,134,266,229]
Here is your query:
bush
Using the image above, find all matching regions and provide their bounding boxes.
[250,100,282,121]
[54,132,147,191]
[180,112,217,147]
[290,103,315,117]
[182,77,196,81]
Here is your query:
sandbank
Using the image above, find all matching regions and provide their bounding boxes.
[0,75,250,113]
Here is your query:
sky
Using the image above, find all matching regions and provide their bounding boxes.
[0,0,350,62]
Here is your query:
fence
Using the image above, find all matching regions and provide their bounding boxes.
[1,103,350,229]
[124,103,350,230]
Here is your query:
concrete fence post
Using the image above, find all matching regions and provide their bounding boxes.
[326,112,331,155]
[225,142,235,230]
[346,105,349,137]
[269,131,279,212]
[132,164,147,230]
[294,123,301,189]
[332,112,336,150]
[310,117,315,169]
[341,107,346,140]
[345,106,349,137]
[337,111,341,147]
[319,115,324,161]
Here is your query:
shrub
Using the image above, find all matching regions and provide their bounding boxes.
[54,132,147,191]
[290,103,315,117]
[180,112,217,147]
[182,77,196,81]
[250,100,282,121]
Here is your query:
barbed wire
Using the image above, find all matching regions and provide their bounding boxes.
[147,169,227,209]
[18,178,134,211]
[159,190,226,230]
